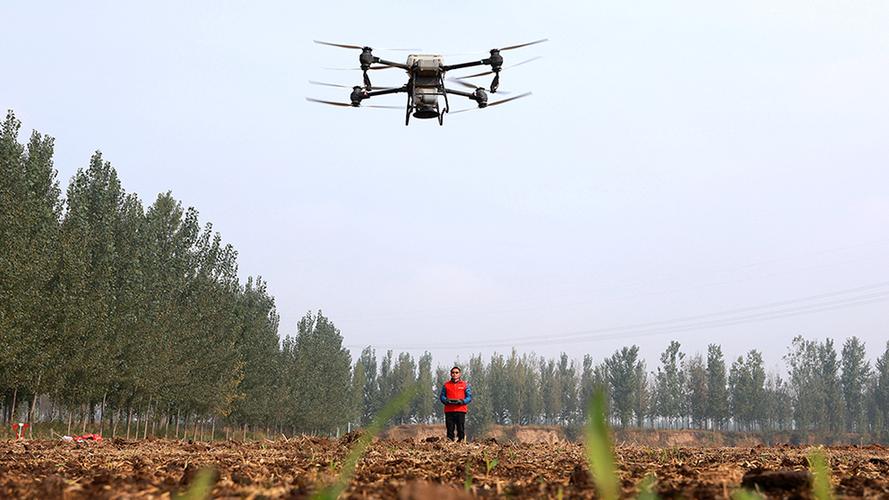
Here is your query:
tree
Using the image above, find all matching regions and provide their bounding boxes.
[357,347,379,425]
[604,346,644,428]
[841,337,870,432]
[415,352,435,423]
[0,112,62,423]
[655,341,685,427]
[686,354,708,429]
[391,352,417,423]
[557,353,579,425]
[286,311,352,433]
[729,350,766,431]
[818,339,844,433]
[706,344,729,430]
[540,358,561,425]
[874,342,889,440]
[786,336,822,431]
[466,354,492,436]
[57,152,125,413]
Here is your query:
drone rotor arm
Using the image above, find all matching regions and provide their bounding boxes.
[441,59,490,72]
[364,86,409,98]
[442,88,477,99]
[373,58,411,70]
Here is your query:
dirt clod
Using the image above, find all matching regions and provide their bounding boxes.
[741,468,812,491]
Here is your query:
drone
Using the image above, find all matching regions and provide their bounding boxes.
[306,39,546,126]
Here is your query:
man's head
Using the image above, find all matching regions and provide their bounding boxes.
[450,366,462,382]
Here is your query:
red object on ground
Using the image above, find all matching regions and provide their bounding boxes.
[12,423,29,439]
[74,433,103,443]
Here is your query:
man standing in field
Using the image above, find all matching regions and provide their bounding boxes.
[439,366,472,442]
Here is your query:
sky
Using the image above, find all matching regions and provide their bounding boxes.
[2,0,888,373]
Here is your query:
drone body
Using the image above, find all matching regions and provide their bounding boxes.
[307,40,546,126]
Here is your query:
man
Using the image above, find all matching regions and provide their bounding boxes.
[439,366,472,442]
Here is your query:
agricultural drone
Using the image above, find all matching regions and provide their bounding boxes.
[306,39,546,125]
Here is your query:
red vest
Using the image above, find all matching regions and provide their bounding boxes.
[444,379,468,413]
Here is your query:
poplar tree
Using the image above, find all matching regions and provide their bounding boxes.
[286,311,352,433]
[874,342,889,439]
[706,344,729,430]
[686,354,708,429]
[0,112,62,420]
[357,347,379,425]
[415,352,435,423]
[841,336,870,432]
[466,354,493,434]
[655,341,685,427]
[604,346,643,428]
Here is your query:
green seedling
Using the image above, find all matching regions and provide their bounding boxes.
[637,473,659,500]
[808,447,833,500]
[731,490,764,500]
[174,468,216,500]
[484,454,499,474]
[464,462,473,492]
[584,389,620,500]
[311,383,420,500]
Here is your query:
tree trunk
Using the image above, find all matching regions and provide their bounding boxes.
[28,373,42,427]
[10,387,18,424]
[143,397,152,440]
[112,408,119,439]
[99,391,107,436]
[126,406,132,439]
[67,410,72,436]
[211,418,216,442]
[175,408,181,440]
[81,404,87,434]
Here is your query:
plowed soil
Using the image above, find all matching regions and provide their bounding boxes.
[1,437,887,498]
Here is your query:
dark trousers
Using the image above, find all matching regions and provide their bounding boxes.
[445,411,466,441]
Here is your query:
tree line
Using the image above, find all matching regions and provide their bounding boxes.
[0,111,350,437]
[2,111,888,441]
[349,337,889,441]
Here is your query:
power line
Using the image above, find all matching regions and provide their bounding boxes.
[345,280,889,350]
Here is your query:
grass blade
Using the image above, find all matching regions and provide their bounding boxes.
[808,447,833,500]
[312,384,420,500]
[584,388,619,500]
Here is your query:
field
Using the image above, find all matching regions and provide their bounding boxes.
[2,436,888,499]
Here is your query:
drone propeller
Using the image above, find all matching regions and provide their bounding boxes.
[500,38,549,51]
[305,97,402,109]
[309,80,396,90]
[454,56,542,80]
[313,40,421,51]
[451,92,532,114]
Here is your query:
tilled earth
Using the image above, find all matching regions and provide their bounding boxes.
[1,437,887,499]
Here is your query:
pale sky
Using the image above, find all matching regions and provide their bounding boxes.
[3,0,888,373]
